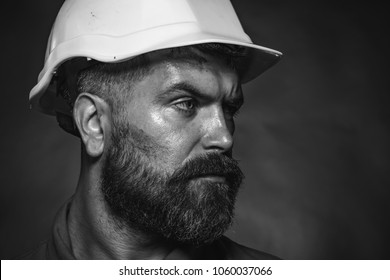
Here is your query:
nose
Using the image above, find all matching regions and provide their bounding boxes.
[201,106,234,153]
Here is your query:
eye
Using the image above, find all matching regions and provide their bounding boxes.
[173,99,198,114]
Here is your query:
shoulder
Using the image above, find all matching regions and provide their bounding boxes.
[216,236,281,260]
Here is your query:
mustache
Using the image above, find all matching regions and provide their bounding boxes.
[168,153,244,187]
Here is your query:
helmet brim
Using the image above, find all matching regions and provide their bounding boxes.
[30,29,282,115]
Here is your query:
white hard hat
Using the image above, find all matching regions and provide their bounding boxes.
[29,0,282,116]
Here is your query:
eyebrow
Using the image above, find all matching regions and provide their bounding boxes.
[155,81,243,104]
[156,82,212,102]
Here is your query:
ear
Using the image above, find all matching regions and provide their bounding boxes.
[73,93,112,157]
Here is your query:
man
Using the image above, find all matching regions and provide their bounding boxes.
[24,0,282,259]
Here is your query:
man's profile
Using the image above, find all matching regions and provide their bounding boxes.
[23,0,282,259]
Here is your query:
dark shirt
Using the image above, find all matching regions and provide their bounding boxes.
[19,200,279,260]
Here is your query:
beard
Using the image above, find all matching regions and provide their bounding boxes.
[101,120,244,246]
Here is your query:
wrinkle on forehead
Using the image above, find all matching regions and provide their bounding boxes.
[147,47,209,68]
[162,59,242,101]
[128,49,242,108]
[145,47,239,78]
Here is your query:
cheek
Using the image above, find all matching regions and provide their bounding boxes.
[162,129,200,167]
[149,111,165,128]
[144,111,201,165]
[126,95,204,167]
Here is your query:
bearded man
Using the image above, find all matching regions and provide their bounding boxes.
[23,0,282,259]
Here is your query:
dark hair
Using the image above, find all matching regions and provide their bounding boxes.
[57,43,247,136]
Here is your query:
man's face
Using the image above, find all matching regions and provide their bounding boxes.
[102,50,244,245]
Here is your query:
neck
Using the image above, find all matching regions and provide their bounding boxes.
[67,167,175,260]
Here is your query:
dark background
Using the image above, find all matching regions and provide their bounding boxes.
[1,0,389,259]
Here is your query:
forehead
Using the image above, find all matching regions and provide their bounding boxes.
[131,49,242,100]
